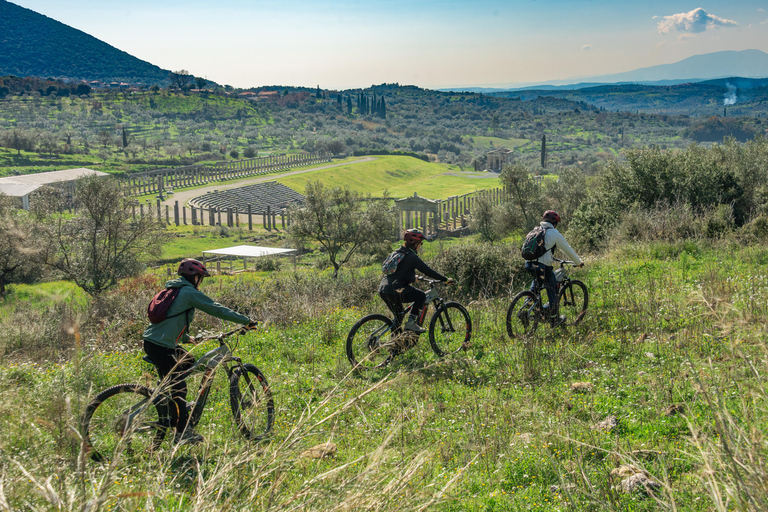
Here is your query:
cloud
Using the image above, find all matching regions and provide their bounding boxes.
[581,44,592,51]
[657,7,738,35]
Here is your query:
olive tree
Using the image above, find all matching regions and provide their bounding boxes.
[0,195,44,295]
[39,176,169,297]
[498,163,543,231]
[289,181,395,278]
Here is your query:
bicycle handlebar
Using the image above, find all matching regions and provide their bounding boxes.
[416,276,455,286]
[192,322,259,344]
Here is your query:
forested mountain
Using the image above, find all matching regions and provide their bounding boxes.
[492,80,768,117]
[0,0,170,85]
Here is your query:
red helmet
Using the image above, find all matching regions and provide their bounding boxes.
[543,210,561,224]
[403,228,427,244]
[178,258,210,278]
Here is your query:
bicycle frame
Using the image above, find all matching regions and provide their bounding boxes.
[390,279,446,333]
[527,258,575,305]
[147,329,252,430]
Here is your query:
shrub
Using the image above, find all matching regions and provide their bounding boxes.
[429,241,525,299]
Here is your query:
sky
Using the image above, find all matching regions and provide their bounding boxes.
[8,0,768,90]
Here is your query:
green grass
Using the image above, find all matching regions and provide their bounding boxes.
[0,280,88,314]
[469,136,529,151]
[277,155,500,199]
[160,225,289,262]
[1,240,767,509]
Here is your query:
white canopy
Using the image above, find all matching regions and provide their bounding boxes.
[202,245,296,258]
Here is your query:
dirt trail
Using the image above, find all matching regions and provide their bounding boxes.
[158,157,377,207]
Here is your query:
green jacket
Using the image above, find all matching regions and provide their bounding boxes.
[143,278,250,349]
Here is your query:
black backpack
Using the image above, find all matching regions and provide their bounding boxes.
[520,226,553,260]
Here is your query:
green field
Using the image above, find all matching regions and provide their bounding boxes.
[276,155,500,199]
[469,136,529,151]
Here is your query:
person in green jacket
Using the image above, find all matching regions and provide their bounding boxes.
[143,258,255,444]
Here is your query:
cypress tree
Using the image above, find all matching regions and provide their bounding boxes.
[540,134,546,168]
[122,126,128,148]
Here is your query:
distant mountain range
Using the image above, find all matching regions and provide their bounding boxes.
[2,0,768,107]
[0,0,170,85]
[442,50,768,93]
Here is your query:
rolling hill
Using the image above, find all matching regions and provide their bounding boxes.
[0,0,170,85]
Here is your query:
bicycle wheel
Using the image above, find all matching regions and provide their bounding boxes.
[506,291,539,339]
[429,302,472,357]
[229,364,274,441]
[346,314,396,370]
[558,279,589,326]
[81,384,172,463]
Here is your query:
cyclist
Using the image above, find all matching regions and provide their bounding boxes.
[378,228,453,333]
[143,258,255,445]
[527,210,584,326]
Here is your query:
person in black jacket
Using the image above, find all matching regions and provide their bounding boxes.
[378,228,453,333]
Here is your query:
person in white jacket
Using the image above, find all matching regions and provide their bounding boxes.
[526,210,584,326]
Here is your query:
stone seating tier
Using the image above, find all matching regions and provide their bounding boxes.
[189,181,305,213]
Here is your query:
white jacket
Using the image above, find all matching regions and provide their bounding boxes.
[535,221,583,267]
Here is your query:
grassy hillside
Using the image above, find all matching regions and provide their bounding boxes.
[1,239,766,510]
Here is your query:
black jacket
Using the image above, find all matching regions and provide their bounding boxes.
[378,246,447,294]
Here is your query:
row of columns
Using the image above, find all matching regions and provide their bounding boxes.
[393,186,507,237]
[124,152,330,196]
[131,200,292,231]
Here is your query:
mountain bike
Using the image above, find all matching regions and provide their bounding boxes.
[81,325,274,463]
[346,278,472,370]
[506,259,588,339]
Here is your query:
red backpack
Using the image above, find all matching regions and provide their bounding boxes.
[147,288,191,324]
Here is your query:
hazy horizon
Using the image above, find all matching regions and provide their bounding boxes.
[7,0,768,90]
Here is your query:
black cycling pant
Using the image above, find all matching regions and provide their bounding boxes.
[526,262,559,316]
[143,340,195,431]
[380,286,426,323]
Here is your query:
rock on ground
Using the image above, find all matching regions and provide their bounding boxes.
[301,442,337,459]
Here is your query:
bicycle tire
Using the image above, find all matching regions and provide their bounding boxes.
[346,313,397,370]
[506,290,539,339]
[428,302,472,357]
[558,279,589,326]
[81,384,172,463]
[229,364,274,441]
